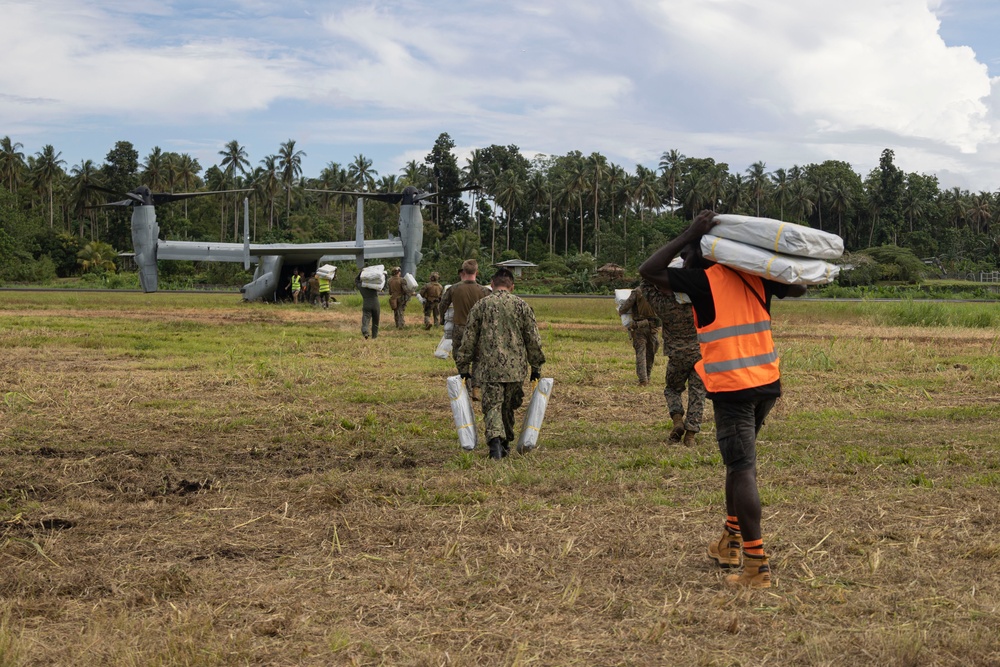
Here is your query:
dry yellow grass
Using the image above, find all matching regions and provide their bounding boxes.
[0,291,998,666]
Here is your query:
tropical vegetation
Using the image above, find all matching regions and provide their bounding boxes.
[2,132,1000,290]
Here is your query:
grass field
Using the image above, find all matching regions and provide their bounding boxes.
[1,291,999,666]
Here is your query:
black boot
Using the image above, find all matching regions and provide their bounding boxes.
[488,437,504,460]
[501,440,511,458]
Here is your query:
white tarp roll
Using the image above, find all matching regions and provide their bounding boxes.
[360,264,385,290]
[403,273,419,292]
[446,375,478,451]
[317,264,337,280]
[700,235,840,285]
[516,377,554,453]
[416,293,426,305]
[614,289,633,327]
[712,214,844,260]
[443,304,454,338]
[434,335,453,360]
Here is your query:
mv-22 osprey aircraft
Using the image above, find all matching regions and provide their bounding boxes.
[95,184,476,301]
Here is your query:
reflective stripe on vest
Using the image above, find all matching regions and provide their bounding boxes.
[694,265,780,393]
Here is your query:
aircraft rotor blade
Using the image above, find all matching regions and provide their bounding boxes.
[305,189,404,204]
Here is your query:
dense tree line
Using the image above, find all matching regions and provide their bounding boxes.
[2,132,999,285]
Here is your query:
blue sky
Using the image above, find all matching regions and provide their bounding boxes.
[3,0,1000,192]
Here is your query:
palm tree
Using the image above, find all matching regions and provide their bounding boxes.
[807,170,832,230]
[631,165,660,226]
[175,153,202,220]
[565,157,590,253]
[523,170,548,260]
[70,159,102,238]
[0,136,26,193]
[830,178,854,239]
[400,159,429,189]
[348,154,378,192]
[77,241,118,273]
[658,149,685,208]
[142,147,167,191]
[462,149,485,238]
[770,168,790,220]
[587,152,607,258]
[34,145,66,229]
[257,155,282,233]
[278,139,306,223]
[493,169,524,256]
[219,140,250,240]
[746,161,769,216]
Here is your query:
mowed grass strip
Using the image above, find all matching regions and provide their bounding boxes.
[0,291,998,666]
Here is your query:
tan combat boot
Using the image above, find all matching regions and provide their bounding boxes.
[470,385,481,401]
[668,413,685,443]
[682,430,697,446]
[725,553,771,589]
[707,530,742,568]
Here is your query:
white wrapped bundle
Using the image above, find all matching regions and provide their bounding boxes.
[701,235,840,285]
[317,264,337,280]
[415,293,426,305]
[360,264,385,290]
[516,378,554,453]
[443,303,454,338]
[713,214,844,260]
[434,335,453,359]
[614,289,633,327]
[404,273,418,291]
[446,375,478,450]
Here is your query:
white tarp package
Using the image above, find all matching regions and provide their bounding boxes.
[517,378,554,453]
[359,264,385,290]
[712,214,844,260]
[416,293,426,305]
[701,235,840,285]
[614,289,633,327]
[446,375,478,450]
[317,264,337,280]
[434,335,453,360]
[667,257,691,304]
[443,304,454,338]
[404,273,419,292]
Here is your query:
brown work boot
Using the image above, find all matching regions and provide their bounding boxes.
[668,413,685,443]
[707,530,742,568]
[725,553,771,589]
[682,430,697,446]
[470,385,480,401]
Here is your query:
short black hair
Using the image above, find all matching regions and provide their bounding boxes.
[491,267,515,287]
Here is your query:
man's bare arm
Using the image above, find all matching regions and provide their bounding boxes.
[638,210,718,290]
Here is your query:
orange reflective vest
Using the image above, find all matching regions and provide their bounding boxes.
[693,265,780,394]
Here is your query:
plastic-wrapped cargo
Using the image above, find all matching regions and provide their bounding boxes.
[446,375,478,451]
[359,264,385,290]
[403,273,418,292]
[700,235,840,285]
[712,214,844,260]
[443,301,454,338]
[316,264,337,280]
[516,378,554,453]
[434,335,453,360]
[614,289,633,327]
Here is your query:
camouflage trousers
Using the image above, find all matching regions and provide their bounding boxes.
[392,294,410,328]
[423,300,441,329]
[480,381,525,443]
[628,320,660,384]
[663,346,706,432]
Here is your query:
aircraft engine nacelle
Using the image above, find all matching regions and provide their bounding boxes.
[131,205,159,293]
[398,204,424,279]
[241,255,283,301]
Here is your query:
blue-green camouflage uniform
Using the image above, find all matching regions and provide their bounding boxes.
[640,280,705,433]
[455,291,546,443]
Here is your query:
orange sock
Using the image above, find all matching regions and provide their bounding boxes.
[725,516,741,536]
[743,538,765,558]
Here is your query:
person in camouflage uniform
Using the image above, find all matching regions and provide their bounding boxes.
[618,287,661,385]
[419,272,444,329]
[387,267,411,328]
[640,278,706,446]
[455,268,545,460]
[439,259,490,400]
